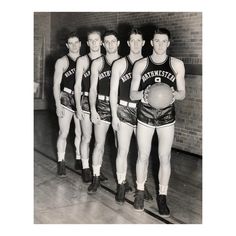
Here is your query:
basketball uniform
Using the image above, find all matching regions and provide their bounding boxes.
[96,55,119,123]
[117,56,138,127]
[60,54,78,112]
[81,54,92,114]
[138,56,176,128]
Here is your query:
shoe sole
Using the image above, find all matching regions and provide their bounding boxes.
[115,200,125,205]
[134,208,144,212]
[57,174,66,178]
[157,212,170,218]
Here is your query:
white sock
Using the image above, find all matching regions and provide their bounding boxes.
[159,184,168,195]
[117,172,126,184]
[92,165,101,176]
[82,159,89,169]
[76,153,81,160]
[58,152,65,162]
[136,180,145,191]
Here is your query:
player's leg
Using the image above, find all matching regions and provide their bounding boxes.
[115,122,133,203]
[88,122,110,193]
[73,113,82,168]
[134,122,155,211]
[57,108,73,176]
[156,124,175,217]
[80,113,93,182]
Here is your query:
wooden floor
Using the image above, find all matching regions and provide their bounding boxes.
[34,110,202,224]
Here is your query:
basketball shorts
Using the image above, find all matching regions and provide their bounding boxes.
[96,100,111,123]
[60,91,76,112]
[137,102,175,128]
[81,95,90,114]
[117,104,137,127]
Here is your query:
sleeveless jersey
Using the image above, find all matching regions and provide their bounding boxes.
[81,54,92,93]
[118,56,137,103]
[140,56,177,91]
[97,55,115,96]
[61,55,78,91]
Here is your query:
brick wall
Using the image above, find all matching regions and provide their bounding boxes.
[34,12,202,155]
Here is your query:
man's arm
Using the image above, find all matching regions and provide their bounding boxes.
[110,59,124,130]
[130,59,146,101]
[172,58,186,100]
[53,58,65,117]
[89,58,101,124]
[74,56,85,119]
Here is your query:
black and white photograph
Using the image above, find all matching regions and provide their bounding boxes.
[2,0,236,235]
[34,12,202,224]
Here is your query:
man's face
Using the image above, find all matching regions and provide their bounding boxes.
[103,35,119,54]
[66,37,81,53]
[87,32,102,52]
[151,34,170,55]
[128,34,144,54]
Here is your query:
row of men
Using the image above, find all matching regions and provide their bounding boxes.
[53,28,185,217]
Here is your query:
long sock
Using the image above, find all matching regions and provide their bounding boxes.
[117,172,126,184]
[159,184,168,195]
[58,152,65,162]
[76,152,81,160]
[82,158,89,169]
[92,165,101,176]
[136,180,145,191]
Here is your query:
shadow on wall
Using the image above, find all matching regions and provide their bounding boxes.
[44,23,159,111]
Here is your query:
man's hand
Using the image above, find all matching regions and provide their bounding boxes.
[91,110,101,124]
[76,106,84,120]
[112,116,120,131]
[143,85,151,103]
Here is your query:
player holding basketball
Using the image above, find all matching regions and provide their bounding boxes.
[74,30,102,183]
[110,28,153,204]
[53,32,82,176]
[130,28,185,216]
[87,30,120,193]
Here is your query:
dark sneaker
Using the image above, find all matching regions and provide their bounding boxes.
[115,183,126,204]
[75,159,82,170]
[157,195,170,217]
[88,176,100,194]
[144,185,153,201]
[134,190,144,211]
[57,160,66,177]
[124,181,132,192]
[82,168,92,183]
[100,172,108,182]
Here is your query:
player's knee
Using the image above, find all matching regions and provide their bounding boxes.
[58,130,69,140]
[117,147,129,159]
[95,142,104,154]
[82,133,92,144]
[138,151,149,163]
[159,153,171,166]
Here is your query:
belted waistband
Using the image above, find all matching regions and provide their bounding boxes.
[119,99,137,108]
[63,87,74,95]
[98,94,110,101]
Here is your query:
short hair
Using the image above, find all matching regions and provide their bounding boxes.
[153,27,171,40]
[103,30,119,41]
[128,28,143,40]
[87,30,102,39]
[66,31,80,42]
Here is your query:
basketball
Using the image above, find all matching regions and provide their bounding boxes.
[147,83,173,109]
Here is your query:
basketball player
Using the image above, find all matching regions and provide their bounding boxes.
[74,30,102,183]
[87,30,120,194]
[53,32,82,176]
[130,28,186,216]
[110,28,153,204]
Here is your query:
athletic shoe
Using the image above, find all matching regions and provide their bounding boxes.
[115,183,126,204]
[74,159,82,170]
[134,190,144,211]
[124,181,132,192]
[82,168,92,183]
[57,160,66,177]
[157,195,170,217]
[88,176,100,194]
[100,172,108,182]
[144,185,153,201]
